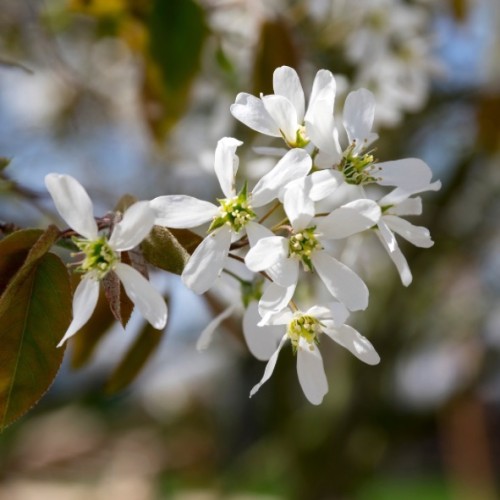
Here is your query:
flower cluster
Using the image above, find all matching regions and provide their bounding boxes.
[308,0,441,126]
[206,0,440,128]
[46,66,439,405]
[151,66,440,404]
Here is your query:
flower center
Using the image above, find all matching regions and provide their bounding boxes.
[289,227,321,271]
[287,314,322,350]
[283,124,310,149]
[73,236,118,279]
[338,144,379,185]
[209,191,256,234]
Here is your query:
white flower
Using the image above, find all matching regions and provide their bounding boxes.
[375,180,441,286]
[150,137,312,295]
[230,66,337,150]
[314,88,438,195]
[248,302,380,405]
[245,191,380,315]
[45,173,168,346]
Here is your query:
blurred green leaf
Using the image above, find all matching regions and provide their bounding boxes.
[114,193,138,214]
[0,157,11,171]
[358,476,451,500]
[68,0,126,17]
[143,0,207,138]
[105,316,168,394]
[149,0,206,91]
[141,225,201,275]
[169,228,203,255]
[252,19,300,96]
[0,253,71,430]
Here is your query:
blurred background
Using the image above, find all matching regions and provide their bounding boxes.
[1,0,500,498]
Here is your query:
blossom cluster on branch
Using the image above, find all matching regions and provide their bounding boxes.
[46,66,440,405]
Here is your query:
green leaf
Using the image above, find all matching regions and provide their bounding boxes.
[0,229,44,295]
[0,226,60,315]
[105,318,167,395]
[0,253,71,430]
[141,225,201,275]
[149,0,207,91]
[144,0,207,138]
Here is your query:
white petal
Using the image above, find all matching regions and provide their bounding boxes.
[376,221,412,286]
[265,308,294,326]
[150,195,218,228]
[245,221,274,246]
[245,236,288,272]
[389,197,423,217]
[273,66,305,122]
[296,339,328,405]
[315,199,380,239]
[306,69,336,120]
[324,324,380,365]
[311,250,369,311]
[246,224,298,289]
[283,178,314,230]
[314,146,342,169]
[214,137,243,198]
[257,282,295,325]
[251,148,312,207]
[45,173,98,240]
[230,93,281,137]
[197,304,236,351]
[307,301,349,326]
[378,179,441,207]
[377,218,397,252]
[328,301,350,326]
[249,334,288,398]
[57,276,99,347]
[384,215,433,248]
[268,256,299,288]
[262,94,299,144]
[304,305,332,320]
[108,201,155,251]
[306,118,341,160]
[376,158,433,191]
[182,226,231,294]
[243,302,285,361]
[343,88,376,146]
[304,70,339,156]
[308,170,342,201]
[114,262,167,329]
